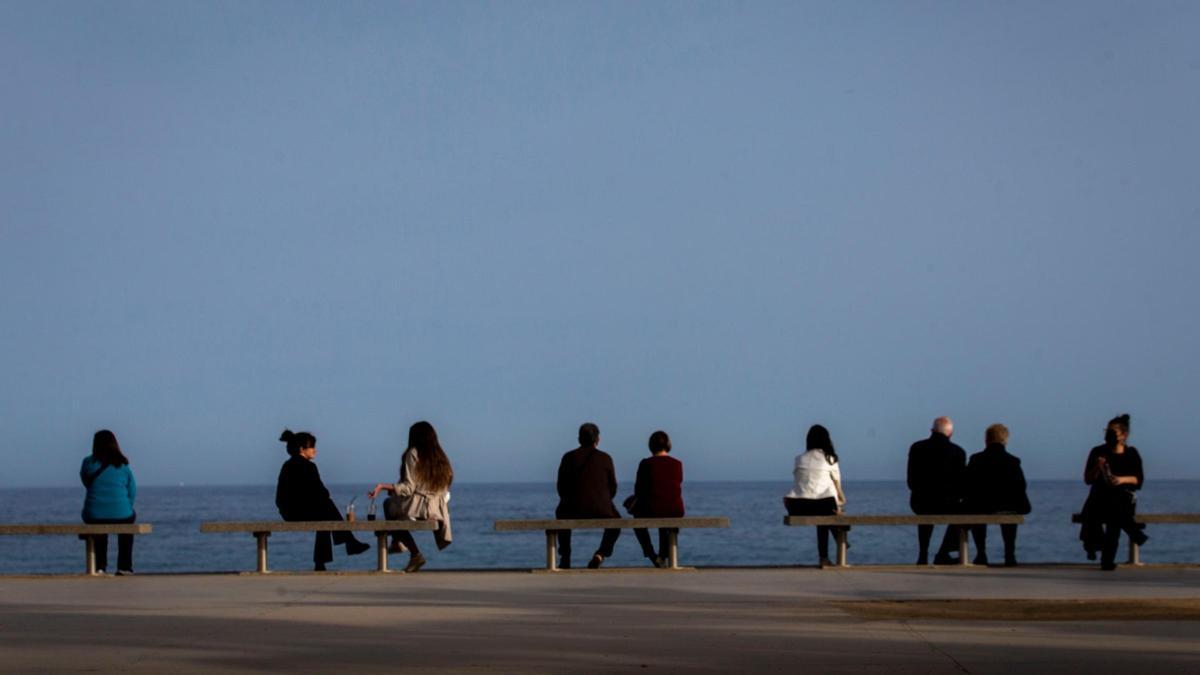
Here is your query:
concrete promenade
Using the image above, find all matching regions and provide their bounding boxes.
[2,565,1199,673]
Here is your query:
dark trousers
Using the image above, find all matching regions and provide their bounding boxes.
[785,497,842,560]
[633,527,676,560]
[315,530,358,565]
[83,513,135,572]
[970,524,1018,561]
[558,528,620,564]
[1101,514,1144,566]
[917,524,960,560]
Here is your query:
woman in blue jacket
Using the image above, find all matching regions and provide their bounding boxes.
[80,430,137,575]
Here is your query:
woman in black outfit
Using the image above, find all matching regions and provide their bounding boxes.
[275,429,370,571]
[1079,414,1147,570]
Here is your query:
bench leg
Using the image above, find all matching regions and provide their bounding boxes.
[545,531,558,571]
[835,529,848,567]
[85,536,97,576]
[377,533,390,572]
[667,530,679,569]
[1129,539,1141,566]
[959,527,970,566]
[254,532,270,573]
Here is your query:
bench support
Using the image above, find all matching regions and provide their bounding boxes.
[545,531,558,571]
[666,530,679,569]
[85,536,97,575]
[835,529,848,567]
[958,527,970,566]
[254,532,270,573]
[1130,539,1141,566]
[375,533,391,572]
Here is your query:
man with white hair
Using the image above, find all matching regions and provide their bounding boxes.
[906,416,967,565]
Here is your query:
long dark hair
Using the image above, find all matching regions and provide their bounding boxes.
[280,429,316,457]
[92,430,129,467]
[406,421,453,492]
[806,424,838,465]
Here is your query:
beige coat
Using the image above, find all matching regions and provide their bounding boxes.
[384,447,452,549]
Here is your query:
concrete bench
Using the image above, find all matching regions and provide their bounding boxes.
[783,514,1025,567]
[0,523,154,575]
[1070,513,1200,565]
[494,517,731,570]
[199,520,437,573]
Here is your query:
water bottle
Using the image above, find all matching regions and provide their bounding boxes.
[346,496,357,522]
[367,497,377,522]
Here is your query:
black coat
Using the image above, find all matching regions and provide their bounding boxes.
[556,446,620,519]
[275,455,341,521]
[907,432,966,513]
[963,443,1031,514]
[1079,444,1144,551]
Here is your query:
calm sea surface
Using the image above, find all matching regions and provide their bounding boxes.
[2,481,1199,574]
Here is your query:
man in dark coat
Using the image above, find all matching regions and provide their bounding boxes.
[555,422,621,569]
[964,423,1031,566]
[907,416,967,565]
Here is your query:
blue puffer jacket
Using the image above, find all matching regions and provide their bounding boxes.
[80,456,137,521]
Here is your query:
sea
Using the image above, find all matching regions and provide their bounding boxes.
[3,481,1199,574]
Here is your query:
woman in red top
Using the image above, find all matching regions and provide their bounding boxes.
[630,430,684,567]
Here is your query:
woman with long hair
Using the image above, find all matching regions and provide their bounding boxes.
[275,429,371,571]
[80,430,137,575]
[369,421,454,573]
[783,424,847,567]
[1079,414,1147,570]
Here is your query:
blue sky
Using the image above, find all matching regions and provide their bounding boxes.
[2,1,1198,487]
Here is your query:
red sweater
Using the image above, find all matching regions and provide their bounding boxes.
[633,454,685,518]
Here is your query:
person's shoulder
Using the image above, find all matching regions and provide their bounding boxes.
[1127,445,1143,457]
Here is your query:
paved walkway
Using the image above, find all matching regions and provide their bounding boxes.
[2,565,1199,672]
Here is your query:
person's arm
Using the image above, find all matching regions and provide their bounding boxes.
[1083,448,1104,484]
[556,454,570,500]
[634,459,650,501]
[607,455,618,500]
[831,462,846,509]
[906,447,916,491]
[127,467,137,505]
[1112,449,1144,488]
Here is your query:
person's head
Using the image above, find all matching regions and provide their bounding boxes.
[806,424,838,464]
[985,423,1009,447]
[932,416,954,437]
[280,429,317,459]
[1105,414,1131,446]
[648,430,671,455]
[578,422,600,449]
[91,430,129,466]
[407,421,453,492]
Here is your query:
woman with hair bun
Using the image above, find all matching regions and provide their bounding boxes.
[1079,414,1148,570]
[275,429,370,571]
[368,421,454,573]
[80,430,138,575]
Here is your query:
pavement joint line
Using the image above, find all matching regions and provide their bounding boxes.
[902,619,971,674]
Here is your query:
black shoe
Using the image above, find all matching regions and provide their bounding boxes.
[819,557,834,569]
[933,553,958,565]
[916,553,929,566]
[648,555,666,568]
[1004,557,1018,567]
[345,539,371,556]
[587,554,604,569]
[972,555,989,566]
[1101,561,1117,571]
[558,558,571,570]
[314,562,327,572]
[1133,532,1149,546]
[1086,549,1098,561]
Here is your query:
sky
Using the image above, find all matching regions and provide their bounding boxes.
[1,1,1198,487]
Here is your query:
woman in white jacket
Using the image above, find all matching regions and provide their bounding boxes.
[783,424,847,567]
[369,421,453,573]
